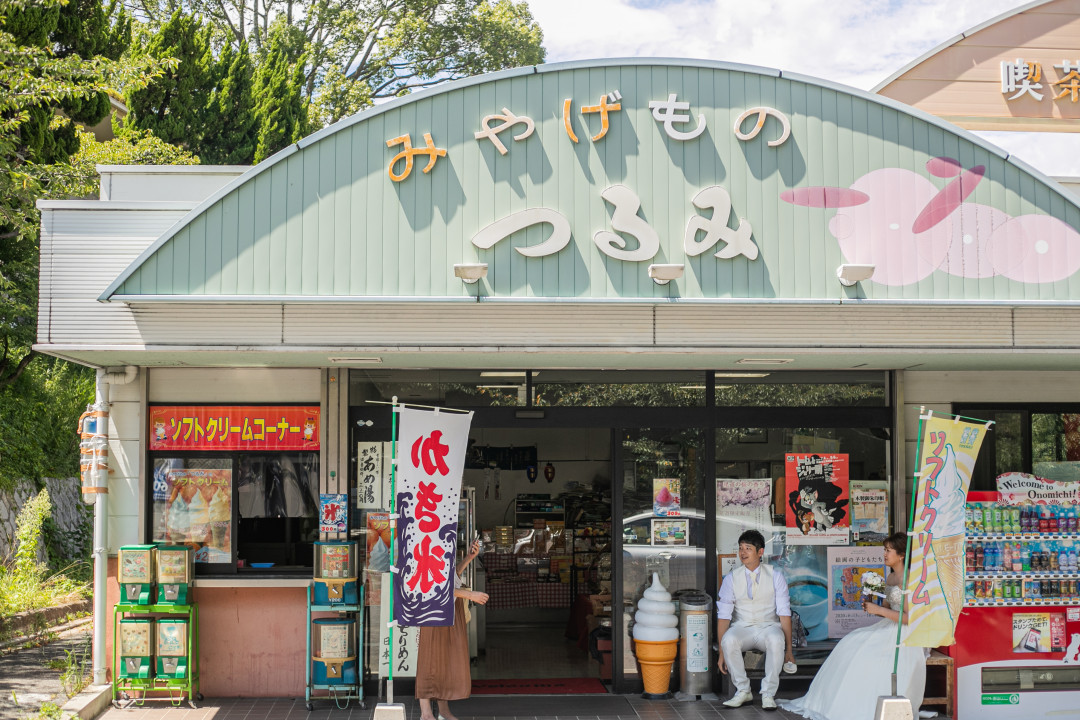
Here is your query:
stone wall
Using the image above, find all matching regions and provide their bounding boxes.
[0,478,91,564]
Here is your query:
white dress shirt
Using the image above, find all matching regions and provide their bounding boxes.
[716,564,792,620]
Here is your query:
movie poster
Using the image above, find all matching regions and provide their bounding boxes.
[827,546,885,637]
[785,454,850,545]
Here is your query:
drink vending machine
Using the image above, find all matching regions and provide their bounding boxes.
[306,541,364,710]
[952,490,1080,719]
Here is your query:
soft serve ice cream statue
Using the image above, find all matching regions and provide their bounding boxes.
[633,573,680,696]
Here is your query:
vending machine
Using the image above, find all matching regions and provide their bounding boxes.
[156,618,189,679]
[311,618,359,685]
[155,546,193,605]
[313,541,358,605]
[954,489,1080,719]
[118,545,155,605]
[118,618,153,679]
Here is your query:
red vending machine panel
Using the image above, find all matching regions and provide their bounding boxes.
[955,491,1080,719]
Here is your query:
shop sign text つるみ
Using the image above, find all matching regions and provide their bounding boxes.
[386,92,791,273]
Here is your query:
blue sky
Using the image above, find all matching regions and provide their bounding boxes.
[524,0,1080,176]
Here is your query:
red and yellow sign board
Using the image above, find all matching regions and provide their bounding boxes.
[149,406,320,451]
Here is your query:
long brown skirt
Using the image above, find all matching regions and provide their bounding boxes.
[414,597,471,700]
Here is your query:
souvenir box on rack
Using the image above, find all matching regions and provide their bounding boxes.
[313,542,358,605]
[311,618,358,684]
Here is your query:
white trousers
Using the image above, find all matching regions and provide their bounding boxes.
[720,622,785,696]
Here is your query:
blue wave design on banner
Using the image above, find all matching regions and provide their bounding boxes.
[394,488,458,627]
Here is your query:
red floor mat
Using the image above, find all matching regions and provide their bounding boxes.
[470,677,608,694]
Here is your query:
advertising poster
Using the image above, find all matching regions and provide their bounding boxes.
[651,517,688,545]
[997,472,1080,506]
[393,407,474,627]
[365,511,391,605]
[163,468,232,563]
[850,480,889,545]
[903,413,988,648]
[355,442,385,509]
[777,544,830,642]
[785,453,850,545]
[319,493,348,533]
[149,405,320,451]
[1012,613,1053,653]
[827,546,885,638]
[716,479,775,554]
[653,478,681,516]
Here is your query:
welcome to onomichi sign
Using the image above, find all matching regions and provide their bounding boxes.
[106,60,1080,303]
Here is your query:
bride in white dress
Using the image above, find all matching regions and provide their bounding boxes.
[780,532,927,720]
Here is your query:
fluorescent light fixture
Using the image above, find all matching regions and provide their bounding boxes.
[648,263,684,285]
[477,384,521,389]
[715,372,771,378]
[836,263,875,286]
[678,385,706,390]
[479,371,528,378]
[454,263,489,283]
[328,357,382,364]
[736,358,794,365]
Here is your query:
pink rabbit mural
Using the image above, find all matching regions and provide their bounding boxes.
[780,158,1080,286]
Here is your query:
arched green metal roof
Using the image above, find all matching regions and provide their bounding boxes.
[101,58,1080,303]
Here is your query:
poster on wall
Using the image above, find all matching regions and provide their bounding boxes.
[365,511,391,605]
[319,493,348,533]
[651,517,688,546]
[827,546,885,638]
[785,453,850,545]
[379,577,419,677]
[850,481,889,545]
[716,479,775,554]
[163,468,232,563]
[653,478,681,516]
[356,443,385,509]
[777,545,829,642]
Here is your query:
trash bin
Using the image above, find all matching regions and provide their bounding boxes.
[677,592,712,698]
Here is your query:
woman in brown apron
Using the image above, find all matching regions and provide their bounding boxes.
[417,539,488,720]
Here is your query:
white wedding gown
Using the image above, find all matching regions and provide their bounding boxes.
[780,585,928,720]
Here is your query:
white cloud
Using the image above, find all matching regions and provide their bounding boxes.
[525,0,1080,175]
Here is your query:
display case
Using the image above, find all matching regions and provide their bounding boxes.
[118,545,155,605]
[155,546,193,605]
[570,522,611,598]
[953,490,1080,720]
[305,546,365,710]
[313,541,359,605]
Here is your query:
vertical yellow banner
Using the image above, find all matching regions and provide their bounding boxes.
[903,414,988,647]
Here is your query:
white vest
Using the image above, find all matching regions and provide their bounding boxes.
[730,563,780,627]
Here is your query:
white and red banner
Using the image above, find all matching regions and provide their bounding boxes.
[393,407,474,627]
[903,412,989,647]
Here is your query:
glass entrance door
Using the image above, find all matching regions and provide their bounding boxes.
[615,427,707,692]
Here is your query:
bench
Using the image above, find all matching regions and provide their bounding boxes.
[922,649,954,718]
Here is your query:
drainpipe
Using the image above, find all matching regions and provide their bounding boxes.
[89,365,138,686]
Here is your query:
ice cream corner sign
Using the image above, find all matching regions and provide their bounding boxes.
[903,413,989,648]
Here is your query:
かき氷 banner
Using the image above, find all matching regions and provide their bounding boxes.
[393,406,474,627]
[903,412,989,647]
[785,453,850,545]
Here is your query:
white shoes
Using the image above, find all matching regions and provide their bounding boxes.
[722,690,753,708]
[761,695,778,711]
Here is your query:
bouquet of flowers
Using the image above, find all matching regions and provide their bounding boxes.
[861,571,886,606]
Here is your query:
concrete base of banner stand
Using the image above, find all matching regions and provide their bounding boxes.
[374,703,407,720]
[873,696,913,720]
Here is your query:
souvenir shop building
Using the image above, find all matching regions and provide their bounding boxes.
[36,54,1080,701]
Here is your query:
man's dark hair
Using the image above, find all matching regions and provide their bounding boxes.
[738,529,766,551]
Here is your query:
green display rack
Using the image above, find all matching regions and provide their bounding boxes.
[112,603,201,708]
[305,583,365,710]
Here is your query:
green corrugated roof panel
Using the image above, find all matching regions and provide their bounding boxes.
[102,59,1080,302]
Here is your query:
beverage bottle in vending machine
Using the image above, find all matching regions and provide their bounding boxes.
[1069,508,1078,534]
[976,542,985,570]
[1060,547,1069,573]
[1050,506,1060,533]
[1002,543,1012,570]
[973,503,984,533]
[1022,543,1031,571]
[1012,543,1023,572]
[993,579,1004,600]
[966,542,975,571]
[1040,508,1050,533]
[994,506,1005,534]
[964,504,973,533]
[1069,548,1077,573]
[1050,548,1059,572]
[1011,507,1021,534]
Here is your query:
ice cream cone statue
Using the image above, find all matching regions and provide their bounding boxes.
[633,573,680,697]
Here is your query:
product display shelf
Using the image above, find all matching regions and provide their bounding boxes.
[514,498,565,529]
[964,526,1080,606]
[111,603,200,708]
[570,523,610,599]
[305,583,364,711]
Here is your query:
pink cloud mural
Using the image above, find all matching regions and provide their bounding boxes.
[781,159,1080,286]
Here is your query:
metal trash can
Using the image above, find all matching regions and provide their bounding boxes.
[677,592,712,697]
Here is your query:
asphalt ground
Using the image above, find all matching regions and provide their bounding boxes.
[0,621,93,720]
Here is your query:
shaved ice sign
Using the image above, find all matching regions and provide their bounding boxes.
[997,473,1080,505]
[654,478,681,516]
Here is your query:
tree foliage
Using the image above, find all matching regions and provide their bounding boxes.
[125,0,546,130]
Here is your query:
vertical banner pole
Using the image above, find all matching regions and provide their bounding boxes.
[892,406,927,696]
[387,396,400,704]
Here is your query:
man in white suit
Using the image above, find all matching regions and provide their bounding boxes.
[716,530,795,711]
